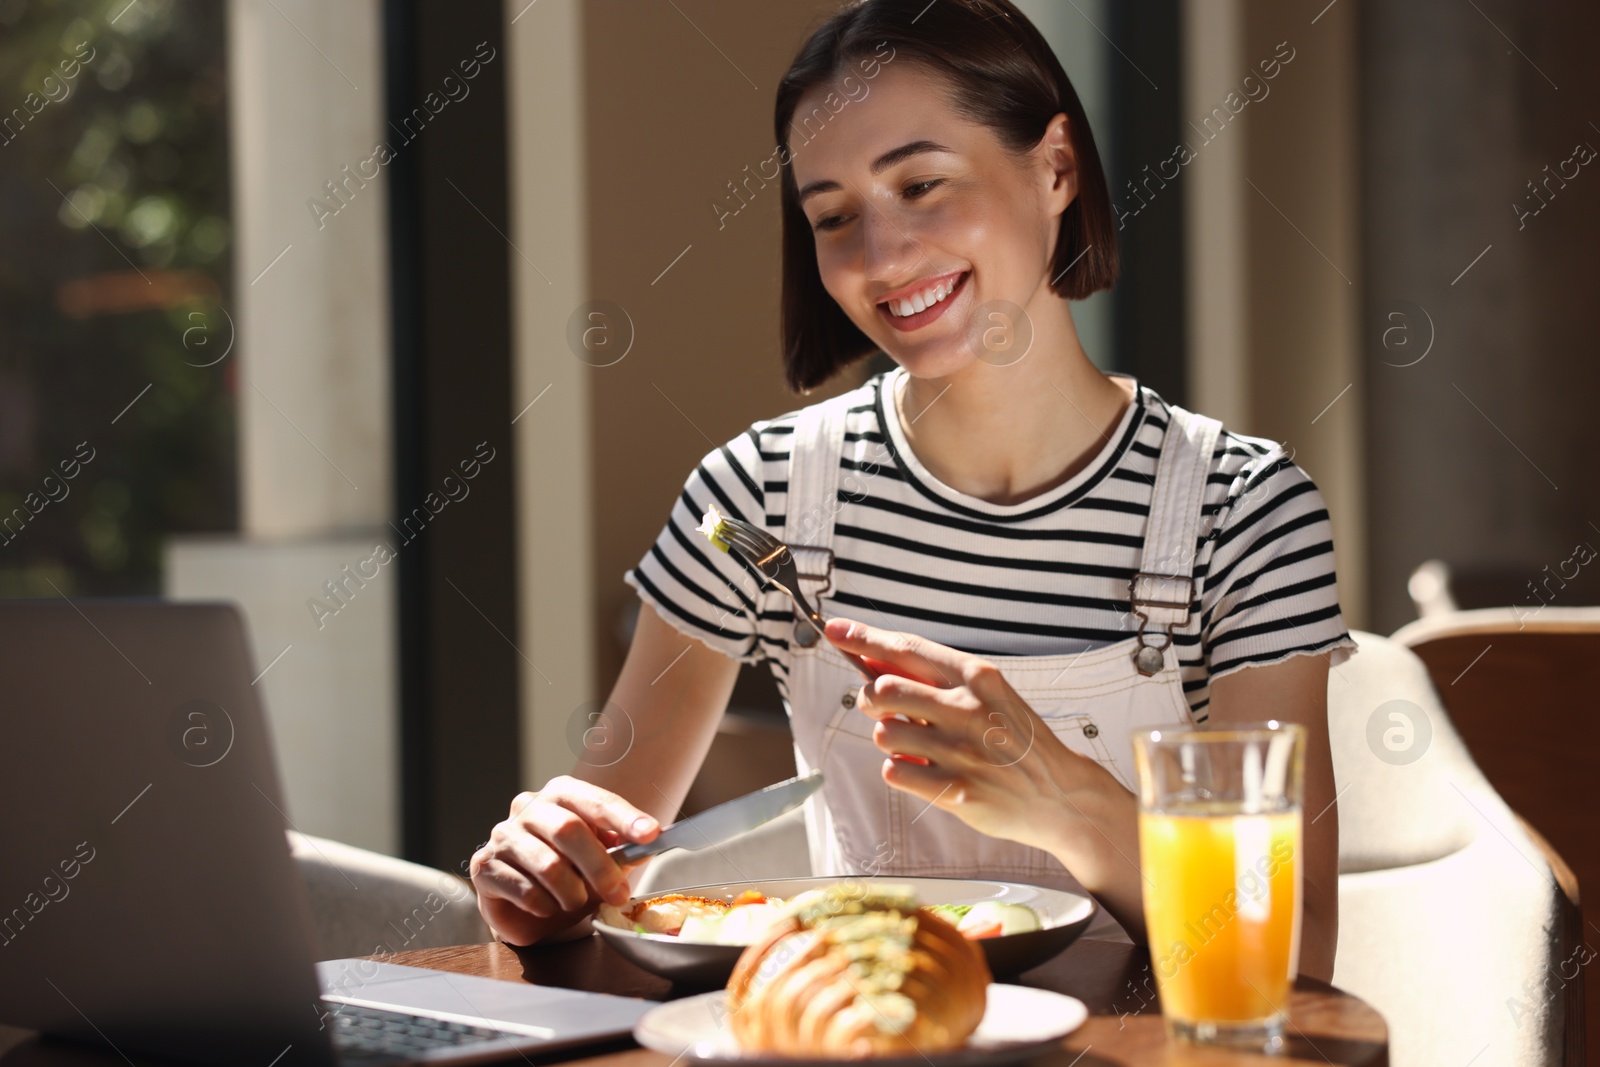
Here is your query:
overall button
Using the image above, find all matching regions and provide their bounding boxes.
[794,617,820,646]
[1134,644,1164,675]
[1082,722,1100,739]
[842,690,856,708]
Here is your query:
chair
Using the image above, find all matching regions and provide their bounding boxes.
[287,831,490,960]
[1327,630,1577,1067]
[1406,558,1600,619]
[1391,608,1600,1066]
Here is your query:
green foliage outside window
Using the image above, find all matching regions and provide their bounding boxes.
[0,0,234,596]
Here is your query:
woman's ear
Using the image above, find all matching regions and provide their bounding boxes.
[1038,112,1078,216]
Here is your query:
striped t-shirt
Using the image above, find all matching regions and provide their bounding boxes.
[624,370,1355,721]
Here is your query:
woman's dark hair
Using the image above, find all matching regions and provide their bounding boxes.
[774,0,1119,393]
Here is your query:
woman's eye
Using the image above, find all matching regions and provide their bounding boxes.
[811,181,943,232]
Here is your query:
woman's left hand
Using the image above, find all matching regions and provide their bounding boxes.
[823,616,1123,856]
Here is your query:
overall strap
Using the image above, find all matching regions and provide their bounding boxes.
[1129,402,1224,675]
[781,388,856,645]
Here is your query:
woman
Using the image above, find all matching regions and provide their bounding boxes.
[469,0,1353,981]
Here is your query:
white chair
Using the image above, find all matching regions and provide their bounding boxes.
[288,831,489,960]
[1327,630,1571,1066]
[1389,607,1597,1067]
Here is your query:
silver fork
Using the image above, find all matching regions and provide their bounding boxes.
[716,515,882,682]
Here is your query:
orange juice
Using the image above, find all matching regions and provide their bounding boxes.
[1138,802,1301,1027]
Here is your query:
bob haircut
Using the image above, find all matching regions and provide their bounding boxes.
[774,0,1119,393]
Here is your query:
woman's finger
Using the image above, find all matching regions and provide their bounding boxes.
[541,775,660,845]
[532,804,633,906]
[472,855,561,920]
[879,755,962,807]
[508,779,656,904]
[493,805,592,912]
[823,618,967,688]
[517,804,618,909]
[872,715,955,763]
[856,672,973,731]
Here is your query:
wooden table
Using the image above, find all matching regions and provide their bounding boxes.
[390,932,1389,1066]
[0,934,1387,1065]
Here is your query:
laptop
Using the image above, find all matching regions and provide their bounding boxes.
[0,600,654,1066]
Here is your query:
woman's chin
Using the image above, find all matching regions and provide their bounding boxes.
[884,342,980,382]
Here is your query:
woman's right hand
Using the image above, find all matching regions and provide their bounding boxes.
[469,775,661,947]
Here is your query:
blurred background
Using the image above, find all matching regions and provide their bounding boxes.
[1,0,1596,878]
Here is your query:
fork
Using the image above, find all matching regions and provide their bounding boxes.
[716,514,884,682]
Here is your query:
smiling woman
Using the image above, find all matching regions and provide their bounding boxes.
[775,3,1117,392]
[471,0,1352,992]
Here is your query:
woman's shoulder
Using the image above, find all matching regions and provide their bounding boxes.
[683,371,888,513]
[719,371,888,458]
[765,370,886,426]
[1144,389,1314,500]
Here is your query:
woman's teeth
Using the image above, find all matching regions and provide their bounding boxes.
[887,273,963,318]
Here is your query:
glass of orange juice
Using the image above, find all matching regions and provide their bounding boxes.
[1132,721,1306,1051]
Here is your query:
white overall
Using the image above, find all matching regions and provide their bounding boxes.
[773,379,1223,940]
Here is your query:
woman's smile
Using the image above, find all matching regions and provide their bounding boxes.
[787,57,1080,373]
[876,268,971,333]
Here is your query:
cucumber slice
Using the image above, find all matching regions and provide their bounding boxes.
[956,901,1041,936]
[694,506,732,553]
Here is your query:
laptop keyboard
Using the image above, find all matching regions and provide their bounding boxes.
[327,1001,514,1062]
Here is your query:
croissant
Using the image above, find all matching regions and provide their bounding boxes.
[724,885,990,1057]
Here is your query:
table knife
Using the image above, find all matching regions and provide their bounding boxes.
[607,771,823,864]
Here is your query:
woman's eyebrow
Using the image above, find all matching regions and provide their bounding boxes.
[797,140,958,203]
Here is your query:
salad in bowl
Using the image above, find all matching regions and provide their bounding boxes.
[591,876,1093,985]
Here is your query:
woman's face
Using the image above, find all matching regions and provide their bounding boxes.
[790,62,1076,379]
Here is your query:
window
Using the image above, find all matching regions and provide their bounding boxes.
[0,0,233,596]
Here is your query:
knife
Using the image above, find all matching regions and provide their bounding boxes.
[607,771,823,864]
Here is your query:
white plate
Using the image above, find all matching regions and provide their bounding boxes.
[634,984,1088,1066]
[593,876,1096,985]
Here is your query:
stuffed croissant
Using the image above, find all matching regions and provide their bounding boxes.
[724,884,990,1057]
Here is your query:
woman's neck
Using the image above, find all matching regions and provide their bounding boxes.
[892,304,1132,507]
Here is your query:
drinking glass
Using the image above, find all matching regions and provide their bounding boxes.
[1132,721,1306,1051]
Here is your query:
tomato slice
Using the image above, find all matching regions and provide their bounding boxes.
[731,890,766,907]
[961,921,1004,940]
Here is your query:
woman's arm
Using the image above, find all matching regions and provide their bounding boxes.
[1206,652,1339,983]
[469,601,741,946]
[578,602,745,825]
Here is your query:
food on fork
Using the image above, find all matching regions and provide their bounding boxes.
[724,884,990,1057]
[695,505,733,553]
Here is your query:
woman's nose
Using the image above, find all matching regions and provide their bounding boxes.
[860,201,925,283]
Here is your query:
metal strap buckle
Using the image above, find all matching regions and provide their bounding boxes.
[1127,572,1195,611]
[789,545,835,598]
[1127,573,1193,677]
[788,546,835,647]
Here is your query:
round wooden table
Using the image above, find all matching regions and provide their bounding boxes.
[386,931,1389,1066]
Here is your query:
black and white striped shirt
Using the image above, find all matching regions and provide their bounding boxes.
[625,371,1355,720]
